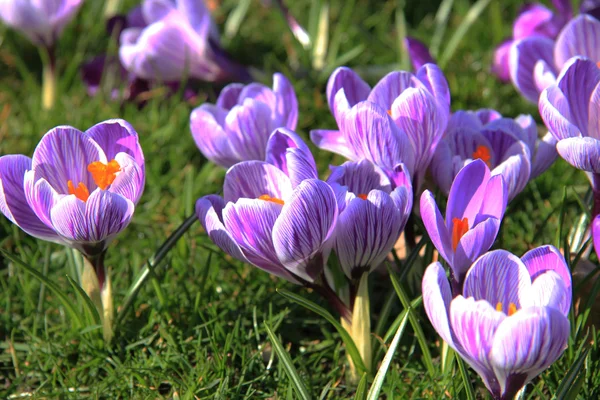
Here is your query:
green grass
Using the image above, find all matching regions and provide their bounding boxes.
[1,0,599,398]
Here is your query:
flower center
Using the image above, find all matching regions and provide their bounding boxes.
[496,301,518,316]
[357,193,368,200]
[472,145,492,168]
[258,194,285,205]
[88,159,121,190]
[386,109,392,116]
[451,217,469,251]
[67,180,90,202]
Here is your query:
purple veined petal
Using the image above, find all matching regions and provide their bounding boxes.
[142,0,174,25]
[389,163,413,192]
[366,70,419,111]
[556,57,600,137]
[326,67,370,118]
[476,174,507,223]
[533,59,557,95]
[31,126,106,194]
[556,137,600,173]
[582,1,600,19]
[447,110,484,135]
[309,129,355,160]
[109,153,145,205]
[539,85,581,140]
[265,128,317,187]
[224,98,275,161]
[514,115,538,152]
[190,104,243,168]
[223,161,293,203]
[492,141,532,201]
[273,73,298,129]
[389,183,412,227]
[390,87,444,173]
[238,83,277,110]
[449,296,506,395]
[326,159,392,195]
[481,119,523,158]
[126,5,146,28]
[416,63,451,114]
[530,132,558,179]
[430,140,454,194]
[404,37,435,71]
[512,4,555,39]
[86,119,144,169]
[553,0,572,18]
[334,190,403,277]
[339,101,415,174]
[554,14,600,70]
[272,179,338,283]
[452,217,502,281]
[23,172,62,231]
[422,262,455,346]
[475,109,502,125]
[492,40,513,82]
[593,214,600,260]
[216,83,244,109]
[588,79,600,139]
[489,307,570,399]
[420,190,453,265]
[446,127,494,164]
[524,271,570,316]
[176,0,219,39]
[445,159,490,226]
[50,189,135,247]
[222,197,284,275]
[0,155,61,243]
[462,250,531,309]
[509,36,555,103]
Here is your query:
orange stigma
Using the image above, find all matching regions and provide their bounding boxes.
[472,145,492,168]
[357,193,368,200]
[451,217,469,251]
[88,159,121,190]
[68,180,90,202]
[597,61,600,69]
[258,194,285,205]
[386,109,392,116]
[496,302,518,316]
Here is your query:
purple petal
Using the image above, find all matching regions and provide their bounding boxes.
[109,153,145,204]
[476,109,503,125]
[23,173,62,230]
[216,83,244,109]
[0,155,61,242]
[273,73,298,129]
[404,37,435,71]
[525,271,569,316]
[554,15,600,69]
[420,190,453,265]
[445,159,490,225]
[556,137,600,173]
[175,0,218,37]
[223,161,292,203]
[327,159,391,195]
[514,115,538,152]
[422,262,454,346]
[367,71,419,111]
[430,140,456,194]
[272,179,338,282]
[326,67,370,119]
[453,217,503,281]
[492,141,532,201]
[309,129,355,160]
[416,63,451,115]
[476,174,507,223]
[512,4,555,39]
[492,40,513,82]
[224,99,275,160]
[142,0,174,24]
[509,36,555,103]
[265,128,317,187]
[445,127,494,163]
[86,119,144,169]
[533,59,557,95]
[594,214,600,260]
[490,307,570,398]
[539,84,581,140]
[530,132,558,179]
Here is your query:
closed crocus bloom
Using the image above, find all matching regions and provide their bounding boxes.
[431,109,556,201]
[421,159,508,291]
[119,0,244,82]
[327,160,412,278]
[311,64,450,188]
[0,0,83,47]
[190,73,298,168]
[403,37,435,71]
[0,120,145,257]
[422,246,571,400]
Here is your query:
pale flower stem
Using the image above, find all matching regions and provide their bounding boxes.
[104,0,122,18]
[39,46,56,110]
[352,273,372,372]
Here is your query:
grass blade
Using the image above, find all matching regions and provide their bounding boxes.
[456,356,476,400]
[366,311,410,400]
[430,0,455,57]
[553,346,590,400]
[66,276,102,328]
[264,324,312,400]
[354,372,369,400]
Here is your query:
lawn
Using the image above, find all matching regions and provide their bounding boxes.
[0,0,598,398]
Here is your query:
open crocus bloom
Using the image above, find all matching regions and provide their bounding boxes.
[421,160,507,291]
[423,246,571,400]
[196,128,335,284]
[0,120,145,257]
[190,73,298,168]
[0,0,83,47]
[510,13,600,102]
[431,109,557,201]
[327,159,412,278]
[119,0,244,82]
[311,64,450,188]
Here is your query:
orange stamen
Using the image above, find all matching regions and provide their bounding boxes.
[357,193,368,200]
[472,145,492,168]
[451,217,469,251]
[67,180,90,202]
[88,159,121,190]
[597,61,600,69]
[386,109,392,116]
[508,303,517,316]
[258,194,285,205]
[496,302,503,312]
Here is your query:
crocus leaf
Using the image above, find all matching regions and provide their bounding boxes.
[456,356,476,400]
[66,275,102,328]
[354,373,369,400]
[552,346,591,400]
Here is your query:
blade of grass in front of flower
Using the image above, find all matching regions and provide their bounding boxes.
[456,356,476,400]
[430,0,455,57]
[395,0,409,70]
[312,2,329,71]
[556,187,568,250]
[277,288,367,375]
[224,0,252,41]
[264,323,312,400]
[366,311,409,400]
[318,380,333,400]
[438,0,492,68]
[115,214,198,326]
[354,372,368,400]
[382,296,423,342]
[1,249,84,329]
[552,346,591,400]
[387,264,435,376]
[33,244,51,334]
[66,276,102,329]
[371,289,396,357]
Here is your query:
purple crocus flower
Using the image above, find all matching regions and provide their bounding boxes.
[311,64,450,189]
[420,159,508,291]
[510,12,600,102]
[119,0,245,83]
[326,159,412,278]
[0,120,145,257]
[423,246,571,400]
[190,73,298,168]
[0,0,83,48]
[431,109,557,201]
[404,37,435,71]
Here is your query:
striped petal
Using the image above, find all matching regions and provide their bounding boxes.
[554,14,600,69]
[509,36,555,103]
[85,119,144,169]
[556,136,600,173]
[420,190,453,266]
[223,161,293,203]
[309,129,355,160]
[422,262,455,346]
[265,128,317,187]
[326,67,370,121]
